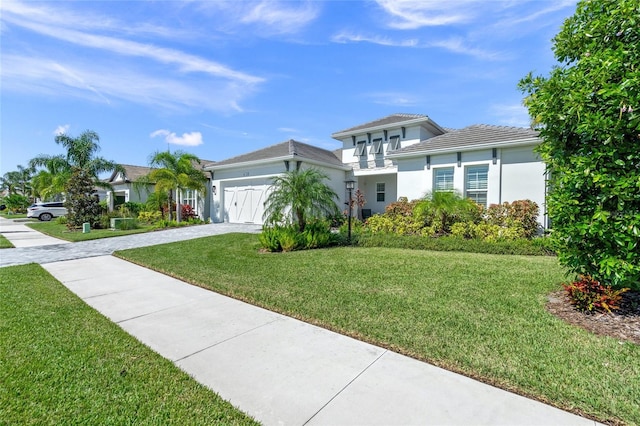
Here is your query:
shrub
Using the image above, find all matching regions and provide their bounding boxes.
[118,202,144,217]
[563,275,629,313]
[301,220,334,249]
[384,197,419,218]
[486,200,539,239]
[54,216,67,225]
[259,226,282,252]
[138,211,163,224]
[181,204,198,221]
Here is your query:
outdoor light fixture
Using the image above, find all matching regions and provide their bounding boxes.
[345,180,356,242]
[212,185,217,195]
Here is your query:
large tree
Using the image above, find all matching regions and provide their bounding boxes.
[145,151,207,222]
[30,130,122,200]
[519,0,639,289]
[263,168,340,232]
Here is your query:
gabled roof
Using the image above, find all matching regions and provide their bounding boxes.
[107,164,153,183]
[331,113,446,138]
[387,124,539,157]
[207,139,345,169]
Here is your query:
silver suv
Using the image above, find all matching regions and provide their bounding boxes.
[27,202,68,221]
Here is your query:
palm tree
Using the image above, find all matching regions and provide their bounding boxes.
[0,165,34,199]
[414,190,479,234]
[30,130,123,199]
[263,168,340,232]
[144,151,207,222]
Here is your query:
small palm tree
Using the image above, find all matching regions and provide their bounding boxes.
[144,151,207,222]
[263,168,340,232]
[414,190,479,233]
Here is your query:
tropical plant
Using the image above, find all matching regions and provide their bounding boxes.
[519,0,640,289]
[413,191,480,234]
[140,151,207,222]
[263,168,340,232]
[1,165,34,200]
[30,130,123,202]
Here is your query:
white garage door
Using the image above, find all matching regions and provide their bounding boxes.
[223,182,270,224]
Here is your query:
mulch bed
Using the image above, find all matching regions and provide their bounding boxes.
[546,289,640,345]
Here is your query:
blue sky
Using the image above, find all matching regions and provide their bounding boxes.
[1,0,577,174]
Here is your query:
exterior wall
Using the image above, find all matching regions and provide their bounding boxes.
[355,174,397,216]
[395,144,546,226]
[500,145,546,224]
[339,124,431,165]
[210,160,347,225]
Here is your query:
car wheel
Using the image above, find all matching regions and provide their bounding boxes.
[39,213,53,221]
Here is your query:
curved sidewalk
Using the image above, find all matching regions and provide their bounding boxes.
[1,217,601,425]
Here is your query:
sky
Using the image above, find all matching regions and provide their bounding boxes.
[0,0,578,174]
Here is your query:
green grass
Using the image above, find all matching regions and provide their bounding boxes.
[0,212,27,219]
[0,234,14,248]
[27,220,156,242]
[0,264,257,425]
[117,233,640,425]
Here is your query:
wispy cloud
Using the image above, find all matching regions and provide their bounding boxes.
[365,92,420,107]
[490,103,532,128]
[150,129,204,147]
[374,0,478,29]
[332,32,418,47]
[195,0,320,35]
[0,0,264,111]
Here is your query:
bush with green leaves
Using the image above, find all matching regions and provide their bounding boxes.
[519,0,640,289]
[485,200,540,239]
[1,194,30,213]
[259,220,339,252]
[138,211,163,224]
[414,191,482,234]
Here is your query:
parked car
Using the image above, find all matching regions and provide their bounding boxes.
[27,202,68,221]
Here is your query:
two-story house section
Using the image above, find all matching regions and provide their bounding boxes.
[331,114,447,216]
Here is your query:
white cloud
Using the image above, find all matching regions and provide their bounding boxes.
[53,124,70,136]
[151,129,203,147]
[240,1,319,34]
[332,32,418,47]
[375,0,477,29]
[365,91,420,107]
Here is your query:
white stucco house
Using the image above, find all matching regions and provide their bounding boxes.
[205,113,547,227]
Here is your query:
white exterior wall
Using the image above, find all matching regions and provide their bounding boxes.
[396,157,428,201]
[501,145,546,225]
[340,124,429,165]
[210,161,347,225]
[356,174,397,216]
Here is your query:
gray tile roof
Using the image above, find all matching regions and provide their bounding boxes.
[331,113,434,136]
[389,124,539,156]
[210,139,344,168]
[108,164,153,183]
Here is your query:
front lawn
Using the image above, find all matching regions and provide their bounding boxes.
[0,264,257,425]
[27,220,156,242]
[117,233,640,425]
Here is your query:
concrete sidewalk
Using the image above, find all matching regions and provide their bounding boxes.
[0,217,70,247]
[42,255,599,426]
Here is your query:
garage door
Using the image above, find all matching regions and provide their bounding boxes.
[223,182,270,224]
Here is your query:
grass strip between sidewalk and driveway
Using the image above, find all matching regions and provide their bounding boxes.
[116,233,639,426]
[0,234,13,248]
[0,263,258,425]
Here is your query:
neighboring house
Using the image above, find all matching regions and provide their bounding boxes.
[103,162,214,220]
[104,164,154,210]
[204,113,546,227]
[206,140,350,224]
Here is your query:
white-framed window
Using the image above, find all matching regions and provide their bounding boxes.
[371,138,383,155]
[433,167,454,192]
[465,165,488,207]
[354,141,367,157]
[387,135,401,152]
[376,182,385,202]
[183,189,197,209]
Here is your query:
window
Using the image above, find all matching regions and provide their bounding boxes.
[371,138,383,155]
[183,189,197,209]
[387,135,401,152]
[465,165,488,206]
[433,167,454,192]
[376,183,385,202]
[354,141,367,157]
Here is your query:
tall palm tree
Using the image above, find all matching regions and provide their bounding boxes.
[0,165,34,199]
[29,155,70,201]
[263,168,340,232]
[145,151,207,222]
[30,130,123,200]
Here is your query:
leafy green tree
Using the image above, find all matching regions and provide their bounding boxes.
[519,0,639,289]
[1,165,34,200]
[64,168,103,229]
[263,168,340,232]
[30,130,122,201]
[142,151,207,222]
[29,156,70,201]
